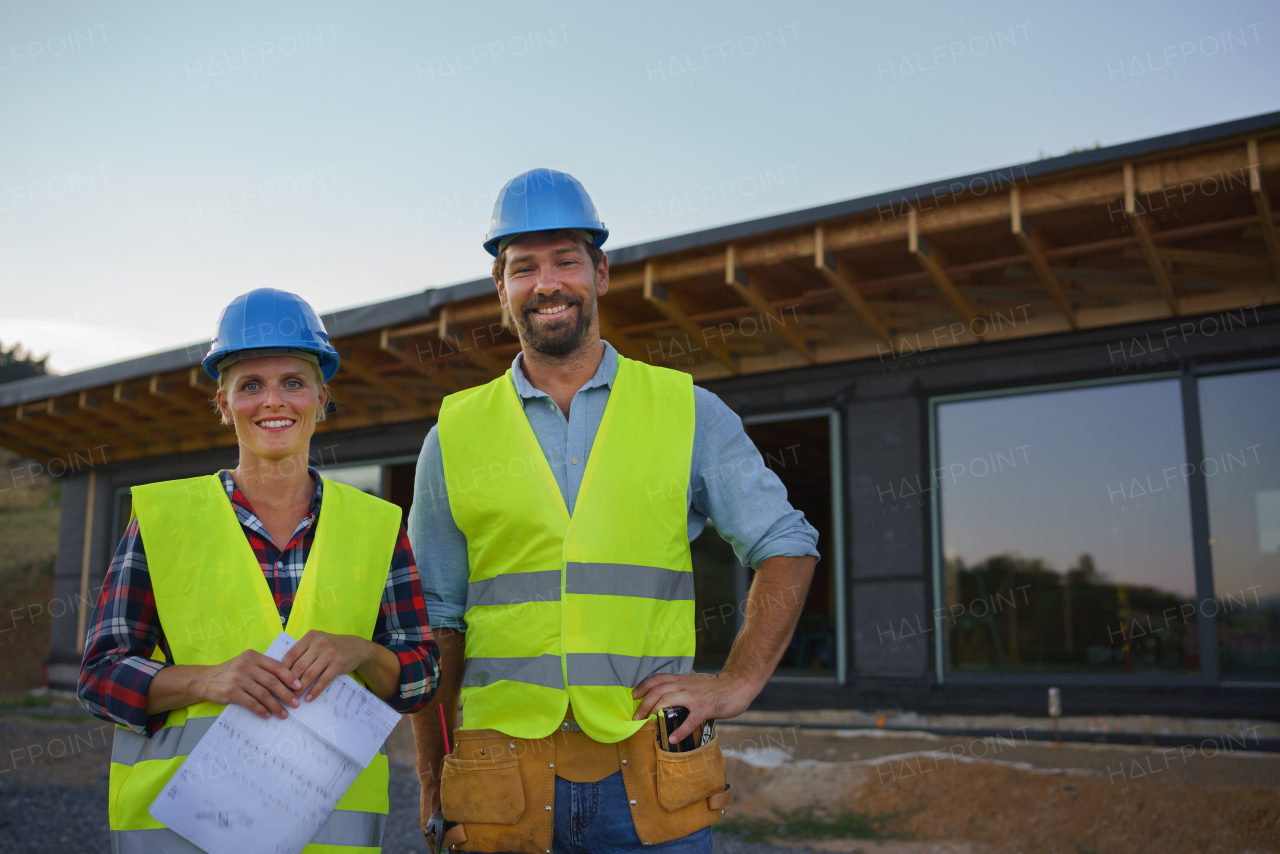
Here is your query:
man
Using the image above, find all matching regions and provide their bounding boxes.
[79,290,439,853]
[409,169,818,853]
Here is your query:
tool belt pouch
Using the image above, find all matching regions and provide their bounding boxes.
[442,730,554,854]
[440,755,524,824]
[620,730,732,846]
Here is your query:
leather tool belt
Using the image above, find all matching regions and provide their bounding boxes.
[439,715,732,853]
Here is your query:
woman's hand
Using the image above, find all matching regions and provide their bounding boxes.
[281,630,382,702]
[194,650,304,720]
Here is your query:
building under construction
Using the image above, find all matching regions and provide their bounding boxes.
[4,110,1280,720]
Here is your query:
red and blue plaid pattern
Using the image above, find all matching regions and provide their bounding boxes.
[78,469,439,735]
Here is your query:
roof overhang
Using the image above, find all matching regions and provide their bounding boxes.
[5,110,1280,466]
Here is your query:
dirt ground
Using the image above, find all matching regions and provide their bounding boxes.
[391,717,1280,852]
[719,725,1280,854]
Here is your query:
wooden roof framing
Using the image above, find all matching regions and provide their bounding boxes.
[4,116,1280,467]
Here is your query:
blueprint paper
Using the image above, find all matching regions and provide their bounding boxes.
[148,631,399,854]
[263,632,401,766]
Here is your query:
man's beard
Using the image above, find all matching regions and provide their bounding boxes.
[517,290,595,356]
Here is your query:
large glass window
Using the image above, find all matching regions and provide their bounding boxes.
[1198,368,1280,680]
[936,379,1200,676]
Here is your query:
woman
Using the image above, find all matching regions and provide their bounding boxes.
[78,288,439,853]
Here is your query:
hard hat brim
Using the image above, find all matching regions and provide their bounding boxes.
[483,225,608,257]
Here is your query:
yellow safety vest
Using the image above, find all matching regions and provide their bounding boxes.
[438,355,696,743]
[107,473,401,854]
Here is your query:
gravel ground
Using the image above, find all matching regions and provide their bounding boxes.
[0,715,787,853]
[0,780,112,853]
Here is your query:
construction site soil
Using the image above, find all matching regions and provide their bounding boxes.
[1,713,1276,853]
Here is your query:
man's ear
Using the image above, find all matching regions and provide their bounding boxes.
[595,252,610,297]
[494,275,508,311]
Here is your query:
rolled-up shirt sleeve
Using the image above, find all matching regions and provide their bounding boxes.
[688,387,821,568]
[77,520,174,736]
[407,424,472,632]
[373,526,440,714]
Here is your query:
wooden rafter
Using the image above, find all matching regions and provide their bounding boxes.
[17,402,110,450]
[907,210,983,337]
[814,226,892,346]
[724,244,815,363]
[1124,162,1178,315]
[150,375,216,421]
[438,306,510,376]
[595,310,650,363]
[1010,187,1078,329]
[340,348,433,416]
[1247,138,1280,286]
[1120,247,1269,269]
[609,214,1275,340]
[0,419,58,464]
[382,320,439,340]
[643,262,739,373]
[80,391,172,445]
[57,397,146,450]
[113,384,207,439]
[323,380,377,421]
[377,329,469,394]
[189,367,216,391]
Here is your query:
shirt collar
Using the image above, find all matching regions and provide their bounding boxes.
[219,467,324,519]
[509,340,619,401]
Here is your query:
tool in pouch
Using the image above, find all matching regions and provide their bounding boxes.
[425,704,465,853]
[656,706,715,753]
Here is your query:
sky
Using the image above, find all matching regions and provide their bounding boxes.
[2,0,1279,374]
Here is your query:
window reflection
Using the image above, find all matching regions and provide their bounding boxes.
[937,380,1199,675]
[316,464,383,497]
[1198,368,1280,679]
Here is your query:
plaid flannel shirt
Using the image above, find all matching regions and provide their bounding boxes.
[78,469,440,735]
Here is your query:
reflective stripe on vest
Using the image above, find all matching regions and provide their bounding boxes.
[110,810,387,853]
[111,722,387,767]
[462,563,694,609]
[109,474,400,850]
[439,355,696,743]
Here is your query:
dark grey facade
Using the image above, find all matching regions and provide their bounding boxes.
[48,303,1280,721]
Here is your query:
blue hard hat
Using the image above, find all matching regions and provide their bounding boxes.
[201,288,340,382]
[483,168,608,257]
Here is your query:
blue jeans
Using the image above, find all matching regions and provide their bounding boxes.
[494,771,712,854]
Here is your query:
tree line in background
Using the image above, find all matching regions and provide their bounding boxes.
[945,552,1201,674]
[0,341,49,385]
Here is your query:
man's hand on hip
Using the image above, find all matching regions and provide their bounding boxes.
[631,671,755,744]
[630,555,817,744]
